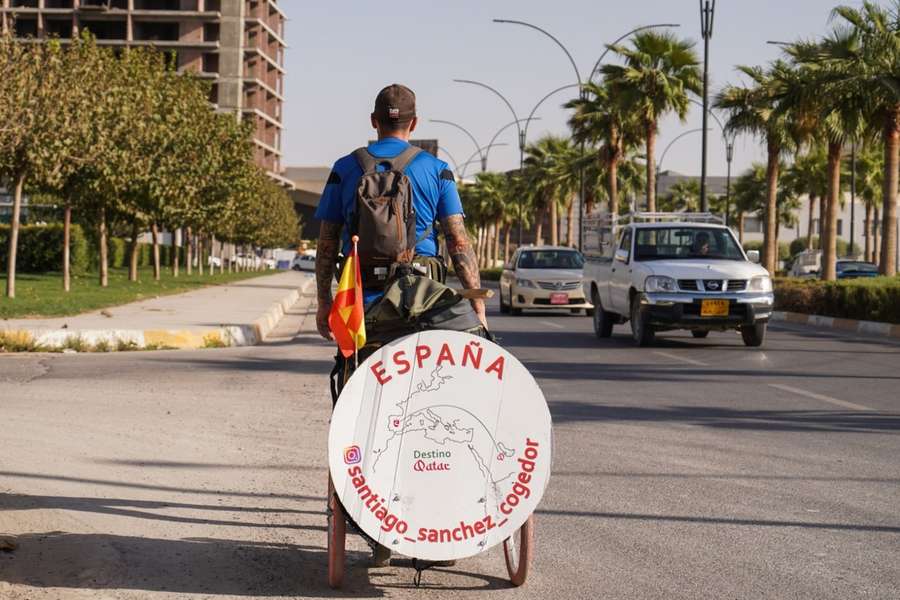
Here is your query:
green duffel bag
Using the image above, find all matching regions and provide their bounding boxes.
[329,273,490,406]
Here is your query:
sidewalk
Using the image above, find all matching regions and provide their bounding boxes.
[0,271,315,350]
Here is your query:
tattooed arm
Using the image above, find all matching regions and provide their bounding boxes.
[315,221,342,340]
[440,214,487,328]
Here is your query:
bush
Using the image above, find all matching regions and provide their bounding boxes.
[788,237,861,259]
[0,223,89,274]
[480,268,503,282]
[775,277,900,324]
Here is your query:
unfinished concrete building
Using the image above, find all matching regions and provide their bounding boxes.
[0,0,289,185]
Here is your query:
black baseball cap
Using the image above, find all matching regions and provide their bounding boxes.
[372,84,416,124]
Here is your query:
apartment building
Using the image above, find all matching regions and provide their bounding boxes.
[0,0,289,185]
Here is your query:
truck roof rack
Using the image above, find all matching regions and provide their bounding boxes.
[613,212,725,225]
[580,212,726,258]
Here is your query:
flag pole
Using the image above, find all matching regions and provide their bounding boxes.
[352,234,360,371]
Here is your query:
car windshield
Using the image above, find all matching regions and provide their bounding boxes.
[837,261,877,273]
[633,227,744,261]
[517,250,584,270]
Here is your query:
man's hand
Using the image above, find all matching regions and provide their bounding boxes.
[317,302,334,340]
[441,214,488,331]
[315,221,342,341]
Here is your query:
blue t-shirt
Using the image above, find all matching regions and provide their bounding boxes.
[314,137,463,257]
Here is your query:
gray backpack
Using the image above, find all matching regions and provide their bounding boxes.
[351,146,423,289]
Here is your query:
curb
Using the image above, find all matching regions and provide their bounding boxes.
[771,311,900,340]
[2,277,316,351]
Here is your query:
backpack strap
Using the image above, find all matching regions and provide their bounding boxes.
[352,147,378,174]
[388,145,424,172]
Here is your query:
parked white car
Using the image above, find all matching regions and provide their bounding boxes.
[582,213,775,347]
[292,253,316,272]
[498,246,592,315]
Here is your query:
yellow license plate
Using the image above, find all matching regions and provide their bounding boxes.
[701,299,729,317]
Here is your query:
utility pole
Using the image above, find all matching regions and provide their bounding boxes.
[699,0,716,213]
[850,141,857,257]
[725,138,734,226]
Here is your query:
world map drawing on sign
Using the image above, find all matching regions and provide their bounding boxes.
[371,365,517,505]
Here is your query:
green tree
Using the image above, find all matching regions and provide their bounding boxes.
[601,31,702,213]
[855,144,884,263]
[566,81,641,220]
[660,178,700,212]
[0,37,72,297]
[716,62,796,274]
[783,31,867,280]
[783,147,828,250]
[829,1,900,275]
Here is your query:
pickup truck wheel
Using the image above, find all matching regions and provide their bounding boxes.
[691,330,710,339]
[499,289,511,314]
[630,298,655,347]
[741,322,767,347]
[592,292,614,339]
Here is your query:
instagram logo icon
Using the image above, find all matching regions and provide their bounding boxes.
[343,445,362,465]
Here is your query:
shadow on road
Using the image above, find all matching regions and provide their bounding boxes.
[547,401,900,433]
[0,532,380,597]
[536,508,900,534]
[0,492,324,530]
[0,471,324,503]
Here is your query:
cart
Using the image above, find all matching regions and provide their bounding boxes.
[327,476,534,588]
[325,329,550,590]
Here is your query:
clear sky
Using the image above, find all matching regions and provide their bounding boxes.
[280,1,858,178]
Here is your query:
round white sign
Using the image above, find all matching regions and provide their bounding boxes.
[328,330,553,561]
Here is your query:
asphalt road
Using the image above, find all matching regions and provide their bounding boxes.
[1,290,899,599]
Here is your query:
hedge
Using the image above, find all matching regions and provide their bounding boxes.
[775,277,900,324]
[0,223,89,274]
[0,224,176,274]
[788,236,861,258]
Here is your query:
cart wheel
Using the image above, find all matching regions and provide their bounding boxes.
[503,515,534,586]
[327,477,346,589]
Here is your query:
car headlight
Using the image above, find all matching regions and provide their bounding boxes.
[748,276,773,292]
[515,278,537,288]
[644,275,678,293]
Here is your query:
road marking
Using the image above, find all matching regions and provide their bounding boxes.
[652,351,709,367]
[768,384,875,412]
[539,320,565,329]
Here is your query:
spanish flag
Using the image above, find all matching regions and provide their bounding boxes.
[328,237,366,358]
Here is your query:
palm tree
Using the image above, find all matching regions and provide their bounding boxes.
[566,81,641,220]
[601,31,702,213]
[732,163,797,249]
[783,147,829,250]
[784,31,867,281]
[855,144,884,263]
[523,135,578,246]
[715,62,795,274]
[829,1,900,275]
[731,165,767,244]
[660,178,700,212]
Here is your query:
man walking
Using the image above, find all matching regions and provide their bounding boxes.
[314,83,485,339]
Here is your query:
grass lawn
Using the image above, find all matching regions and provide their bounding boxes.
[0,268,271,319]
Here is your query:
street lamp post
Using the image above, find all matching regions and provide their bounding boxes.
[699,0,716,213]
[725,136,735,226]
[656,128,709,203]
[850,141,857,257]
[453,79,528,245]
[496,20,681,250]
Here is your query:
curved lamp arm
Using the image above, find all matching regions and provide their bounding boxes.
[493,19,582,85]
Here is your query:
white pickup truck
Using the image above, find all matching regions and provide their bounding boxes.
[582,213,775,347]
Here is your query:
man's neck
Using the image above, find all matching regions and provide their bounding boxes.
[376,134,410,142]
